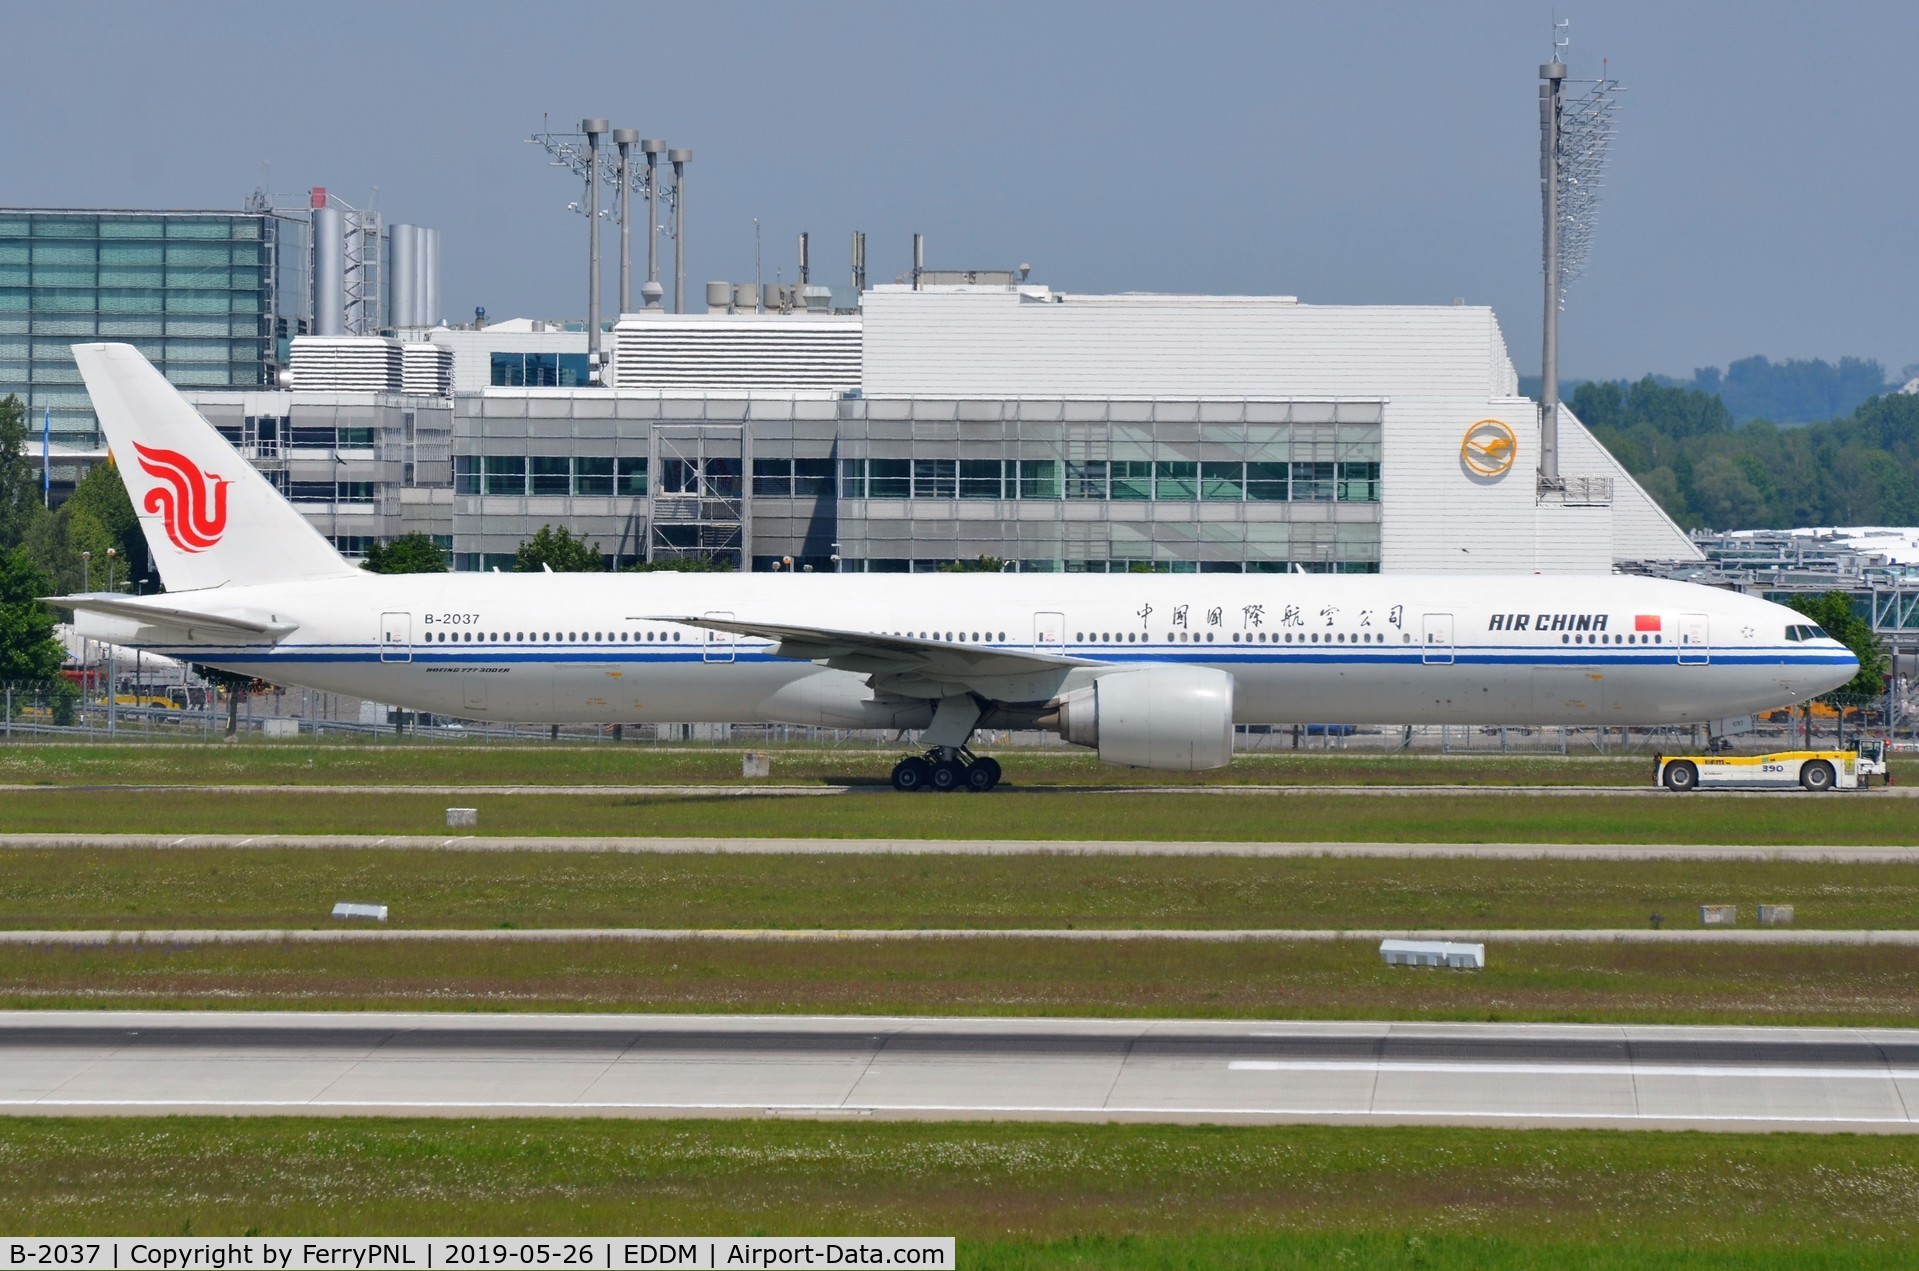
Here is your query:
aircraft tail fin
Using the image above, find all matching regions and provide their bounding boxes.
[71,342,359,591]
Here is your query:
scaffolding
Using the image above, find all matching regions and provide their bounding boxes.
[647,421,749,564]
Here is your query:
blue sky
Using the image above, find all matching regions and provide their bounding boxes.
[9,1,1915,380]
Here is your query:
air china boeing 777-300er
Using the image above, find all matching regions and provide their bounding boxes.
[53,343,1856,791]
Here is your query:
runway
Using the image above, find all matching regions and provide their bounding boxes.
[5,1012,1917,1131]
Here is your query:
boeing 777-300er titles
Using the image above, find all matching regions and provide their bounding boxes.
[52,343,1857,791]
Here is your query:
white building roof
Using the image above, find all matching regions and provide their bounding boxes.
[857,286,1696,570]
[1732,526,1919,566]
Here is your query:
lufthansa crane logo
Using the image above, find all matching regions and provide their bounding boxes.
[1461,419,1518,479]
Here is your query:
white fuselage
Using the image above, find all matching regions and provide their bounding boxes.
[73,572,1857,730]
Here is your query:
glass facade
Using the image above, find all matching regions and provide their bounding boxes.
[490,352,590,387]
[449,392,1386,575]
[0,210,282,443]
[838,457,1382,505]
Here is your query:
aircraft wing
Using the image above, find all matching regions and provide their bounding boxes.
[44,594,297,643]
[647,614,1097,699]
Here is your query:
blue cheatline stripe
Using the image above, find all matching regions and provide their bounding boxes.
[147,643,1855,671]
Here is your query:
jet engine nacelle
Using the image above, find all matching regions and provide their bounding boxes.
[1052,665,1235,770]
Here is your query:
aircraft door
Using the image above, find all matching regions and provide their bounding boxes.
[703,610,736,663]
[1033,611,1065,649]
[1678,613,1710,665]
[1421,612,1455,665]
[379,612,411,663]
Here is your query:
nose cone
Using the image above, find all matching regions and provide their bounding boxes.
[1799,639,1859,700]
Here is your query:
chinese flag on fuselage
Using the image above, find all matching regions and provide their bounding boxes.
[1634,614,1663,632]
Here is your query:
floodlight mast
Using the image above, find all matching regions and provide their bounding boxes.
[642,140,666,309]
[613,129,638,314]
[525,118,667,359]
[669,149,691,314]
[582,119,607,382]
[1537,23,1621,496]
[1539,56,1566,491]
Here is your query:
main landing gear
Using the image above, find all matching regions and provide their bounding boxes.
[891,747,1002,793]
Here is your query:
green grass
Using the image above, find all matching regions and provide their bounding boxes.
[3,787,1916,844]
[5,741,1879,789]
[1,1118,1916,1267]
[3,848,1917,930]
[6,937,1919,1025]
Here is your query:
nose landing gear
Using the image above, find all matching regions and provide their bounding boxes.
[891,747,1002,792]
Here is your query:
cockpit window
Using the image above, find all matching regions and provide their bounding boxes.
[1785,624,1833,642]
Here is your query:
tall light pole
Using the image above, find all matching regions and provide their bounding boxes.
[613,129,638,315]
[642,139,666,309]
[79,550,91,671]
[1538,56,1566,492]
[582,119,609,384]
[669,148,691,314]
[1536,24,1619,498]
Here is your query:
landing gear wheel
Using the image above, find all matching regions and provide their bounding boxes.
[930,759,969,792]
[1662,760,1698,792]
[964,757,1002,792]
[892,756,933,792]
[1801,760,1836,792]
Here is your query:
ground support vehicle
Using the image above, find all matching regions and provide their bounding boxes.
[1656,739,1889,792]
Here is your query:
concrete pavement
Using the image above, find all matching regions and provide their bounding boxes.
[4,1011,1916,1131]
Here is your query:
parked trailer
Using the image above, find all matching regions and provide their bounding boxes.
[1656,739,1889,792]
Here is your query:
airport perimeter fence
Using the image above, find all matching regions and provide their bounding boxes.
[5,679,1908,755]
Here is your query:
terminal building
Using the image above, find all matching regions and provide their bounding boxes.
[0,207,293,466]
[2,195,439,494]
[4,192,1698,580]
[178,279,1701,577]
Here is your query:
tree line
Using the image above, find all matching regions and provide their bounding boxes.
[1573,377,1919,531]
[1532,354,1904,428]
[0,393,138,687]
[364,526,734,574]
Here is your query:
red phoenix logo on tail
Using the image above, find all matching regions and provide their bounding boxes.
[133,442,230,553]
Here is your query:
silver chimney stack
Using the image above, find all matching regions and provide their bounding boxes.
[911,233,924,290]
[851,230,866,294]
[798,231,809,286]
[667,148,690,312]
[310,188,346,337]
[388,224,418,328]
[423,227,440,328]
[413,226,430,325]
[613,128,637,314]
[583,119,609,382]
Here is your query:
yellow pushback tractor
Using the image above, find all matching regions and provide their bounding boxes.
[1656,739,1889,792]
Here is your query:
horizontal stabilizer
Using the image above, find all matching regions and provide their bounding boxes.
[45,593,297,643]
